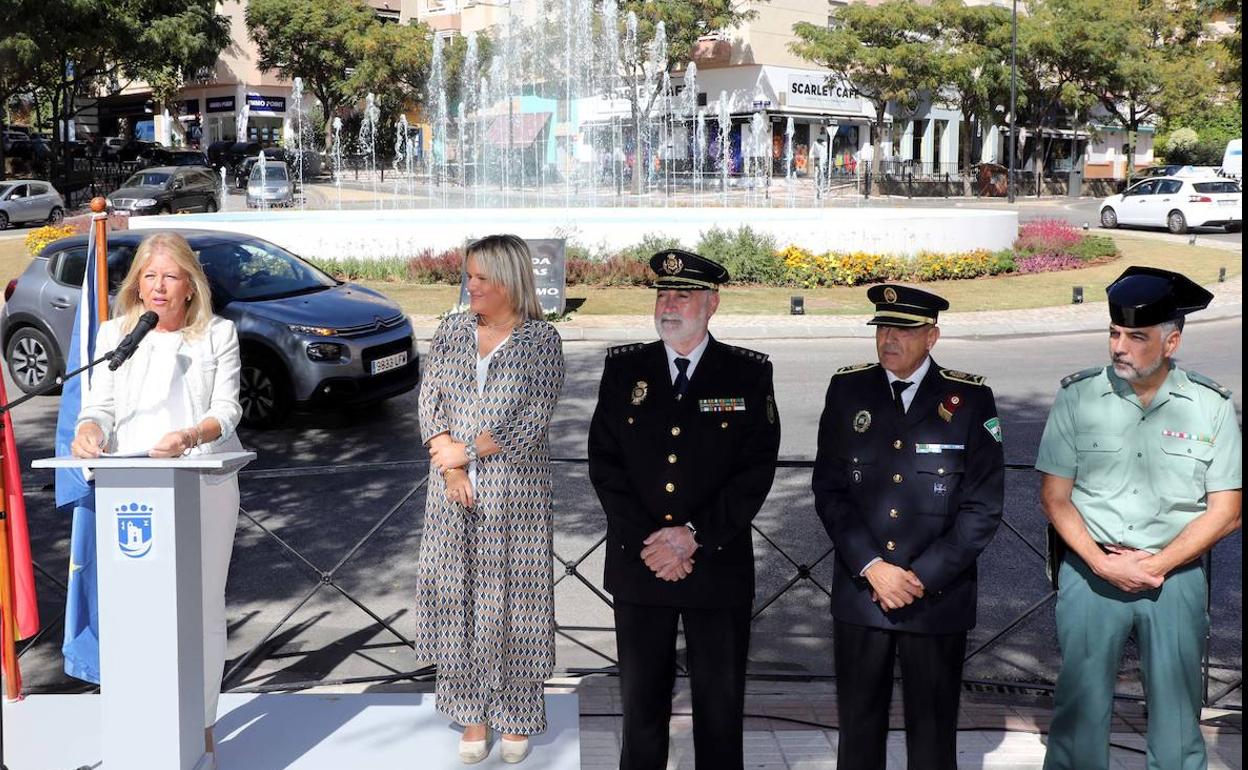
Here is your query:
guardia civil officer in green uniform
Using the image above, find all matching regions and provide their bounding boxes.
[588,249,781,770]
[812,285,1005,770]
[1038,266,1242,770]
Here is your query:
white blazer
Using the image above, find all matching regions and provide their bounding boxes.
[77,314,245,454]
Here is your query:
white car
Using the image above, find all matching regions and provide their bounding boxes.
[1100,176,1242,234]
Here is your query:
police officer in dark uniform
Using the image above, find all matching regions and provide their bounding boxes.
[588,249,781,770]
[811,284,1005,770]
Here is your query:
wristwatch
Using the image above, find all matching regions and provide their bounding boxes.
[463,441,479,463]
[684,521,698,540]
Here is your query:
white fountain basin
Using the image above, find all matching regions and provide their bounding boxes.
[127,206,1019,261]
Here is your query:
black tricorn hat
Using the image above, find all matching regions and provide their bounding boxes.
[649,249,730,291]
[1106,266,1212,328]
[866,284,950,327]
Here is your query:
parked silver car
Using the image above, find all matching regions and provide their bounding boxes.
[246,161,295,208]
[0,179,65,229]
[1,229,419,426]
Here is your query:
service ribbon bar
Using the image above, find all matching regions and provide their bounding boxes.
[699,398,747,412]
[1162,429,1215,444]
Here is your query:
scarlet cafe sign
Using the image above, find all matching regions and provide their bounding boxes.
[787,74,862,112]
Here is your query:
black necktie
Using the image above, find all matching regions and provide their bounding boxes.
[892,380,912,415]
[674,357,691,399]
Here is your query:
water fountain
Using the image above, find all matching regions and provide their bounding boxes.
[142,3,1019,263]
[290,77,307,208]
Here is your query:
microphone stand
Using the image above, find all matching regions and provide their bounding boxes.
[0,347,116,770]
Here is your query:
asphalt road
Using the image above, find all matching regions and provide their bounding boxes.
[7,319,1242,705]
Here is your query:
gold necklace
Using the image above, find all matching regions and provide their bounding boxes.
[478,315,517,331]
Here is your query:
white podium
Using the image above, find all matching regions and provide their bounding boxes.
[34,452,255,770]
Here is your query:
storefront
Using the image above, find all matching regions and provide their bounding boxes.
[195,90,290,147]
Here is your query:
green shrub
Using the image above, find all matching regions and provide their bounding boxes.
[615,233,684,264]
[1070,234,1119,262]
[696,226,781,284]
[317,257,409,281]
[992,249,1017,274]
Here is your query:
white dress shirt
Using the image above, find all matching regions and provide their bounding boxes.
[884,355,932,413]
[663,334,710,385]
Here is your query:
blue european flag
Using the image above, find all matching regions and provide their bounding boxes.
[54,224,103,683]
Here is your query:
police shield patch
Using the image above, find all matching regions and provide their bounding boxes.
[983,417,1003,443]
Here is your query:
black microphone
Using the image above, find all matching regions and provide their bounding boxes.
[108,311,160,370]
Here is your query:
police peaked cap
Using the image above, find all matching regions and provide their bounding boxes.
[650,249,730,291]
[866,284,950,327]
[1105,266,1212,328]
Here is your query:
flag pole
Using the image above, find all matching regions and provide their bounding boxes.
[93,198,109,323]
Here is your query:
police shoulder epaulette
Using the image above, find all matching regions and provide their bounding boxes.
[832,363,878,376]
[607,343,645,359]
[940,368,986,386]
[1060,367,1103,389]
[724,345,769,363]
[1186,370,1233,399]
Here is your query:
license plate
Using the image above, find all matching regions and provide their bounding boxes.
[1217,199,1237,206]
[113,209,130,216]
[370,350,408,375]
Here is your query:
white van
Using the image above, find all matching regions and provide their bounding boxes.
[1222,139,1242,179]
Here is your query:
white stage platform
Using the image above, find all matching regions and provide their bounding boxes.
[3,692,580,769]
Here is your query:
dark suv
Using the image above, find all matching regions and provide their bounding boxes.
[106,166,220,215]
[1,230,419,426]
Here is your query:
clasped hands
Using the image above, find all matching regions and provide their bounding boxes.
[864,561,926,611]
[640,526,698,582]
[428,435,474,509]
[1096,545,1165,593]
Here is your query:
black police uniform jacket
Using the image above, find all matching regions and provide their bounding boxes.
[588,337,781,608]
[811,361,1004,634]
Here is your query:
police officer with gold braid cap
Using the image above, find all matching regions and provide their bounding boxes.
[588,249,780,770]
[1038,266,1241,770]
[811,283,1005,770]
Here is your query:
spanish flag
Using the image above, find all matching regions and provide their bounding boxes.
[0,371,40,701]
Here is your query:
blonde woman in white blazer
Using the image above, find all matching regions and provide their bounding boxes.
[71,231,244,764]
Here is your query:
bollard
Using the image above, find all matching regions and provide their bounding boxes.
[1072,286,1084,304]
[790,296,805,315]
[1082,222,1089,230]
[1219,267,1226,282]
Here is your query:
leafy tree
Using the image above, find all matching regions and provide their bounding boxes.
[790,0,943,175]
[0,0,228,182]
[931,0,1013,194]
[246,0,379,150]
[1219,0,1240,96]
[1048,0,1219,184]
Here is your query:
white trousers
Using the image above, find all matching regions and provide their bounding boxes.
[200,473,240,727]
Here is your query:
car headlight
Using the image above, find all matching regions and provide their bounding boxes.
[135,198,157,207]
[288,324,338,337]
[306,342,345,361]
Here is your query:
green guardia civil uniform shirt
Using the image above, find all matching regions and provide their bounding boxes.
[1036,364,1242,552]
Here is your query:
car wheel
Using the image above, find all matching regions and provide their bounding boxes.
[239,352,292,428]
[1226,222,1241,233]
[1099,207,1118,229]
[47,206,63,224]
[160,204,173,215]
[205,198,218,213]
[1167,210,1188,235]
[4,325,63,394]
[0,211,8,230]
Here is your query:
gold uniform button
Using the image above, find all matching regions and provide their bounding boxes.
[668,454,678,464]
[663,514,673,522]
[665,482,676,493]
[889,509,900,518]
[627,417,634,424]
[720,421,729,429]
[938,468,945,476]
[892,473,903,483]
[886,540,897,551]
[893,440,903,450]
[671,426,682,436]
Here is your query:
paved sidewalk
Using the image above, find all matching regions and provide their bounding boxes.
[567,677,1242,770]
[411,268,1243,343]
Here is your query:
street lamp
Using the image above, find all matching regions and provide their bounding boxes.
[1007,0,1017,204]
